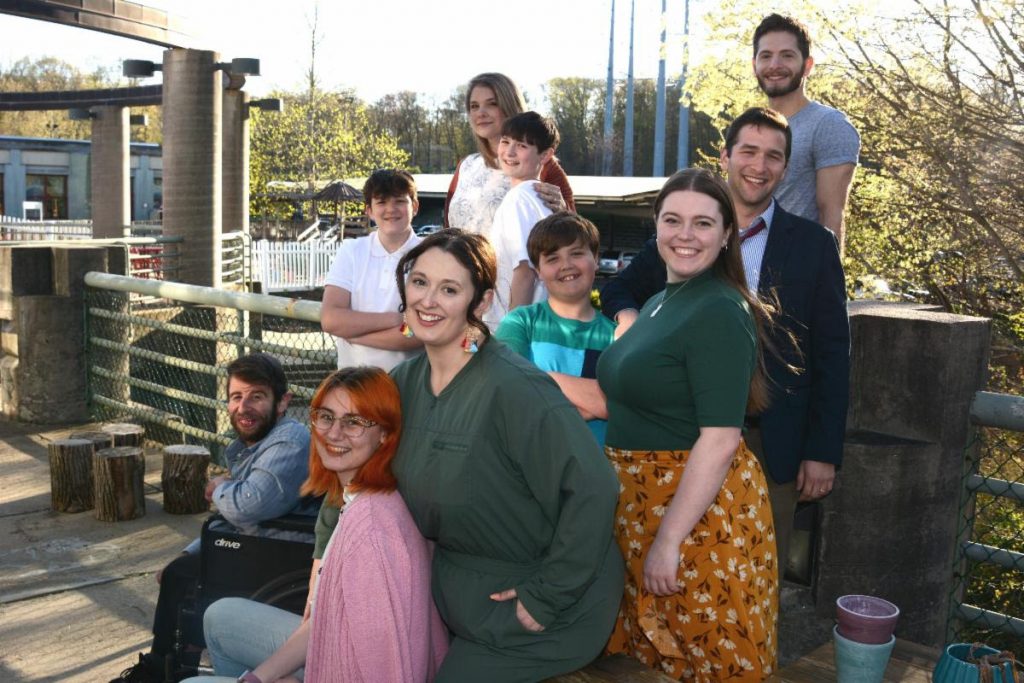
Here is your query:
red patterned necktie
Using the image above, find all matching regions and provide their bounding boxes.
[740,217,767,243]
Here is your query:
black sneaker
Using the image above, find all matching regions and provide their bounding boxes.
[109,653,163,683]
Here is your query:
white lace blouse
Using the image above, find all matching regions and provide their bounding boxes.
[446,153,511,235]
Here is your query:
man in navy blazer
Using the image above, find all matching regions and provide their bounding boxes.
[601,107,850,576]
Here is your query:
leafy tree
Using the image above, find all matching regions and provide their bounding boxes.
[545,77,605,174]
[249,88,409,219]
[0,56,161,142]
[368,87,476,173]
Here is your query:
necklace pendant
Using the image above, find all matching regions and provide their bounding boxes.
[650,303,663,318]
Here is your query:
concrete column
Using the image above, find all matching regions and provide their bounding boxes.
[68,152,90,220]
[813,301,991,647]
[6,150,26,218]
[90,105,130,238]
[162,48,222,287]
[222,87,250,234]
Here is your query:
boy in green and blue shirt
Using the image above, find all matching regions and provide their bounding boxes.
[495,212,614,445]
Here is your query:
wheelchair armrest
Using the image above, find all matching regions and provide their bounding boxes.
[258,513,317,534]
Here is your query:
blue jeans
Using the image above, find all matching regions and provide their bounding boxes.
[187,597,304,681]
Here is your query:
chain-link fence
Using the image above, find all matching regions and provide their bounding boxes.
[948,392,1024,657]
[84,272,334,464]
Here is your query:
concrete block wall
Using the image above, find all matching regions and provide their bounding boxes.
[813,301,991,647]
[0,245,115,422]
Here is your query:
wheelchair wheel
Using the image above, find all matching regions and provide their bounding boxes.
[248,568,310,615]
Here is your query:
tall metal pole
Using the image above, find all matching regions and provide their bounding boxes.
[676,0,691,170]
[602,0,616,175]
[653,0,667,176]
[624,0,636,176]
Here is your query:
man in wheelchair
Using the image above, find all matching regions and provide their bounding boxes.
[112,353,318,683]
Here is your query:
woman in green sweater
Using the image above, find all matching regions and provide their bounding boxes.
[598,169,779,680]
[390,229,623,682]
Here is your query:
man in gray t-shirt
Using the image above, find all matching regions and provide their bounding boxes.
[752,13,860,248]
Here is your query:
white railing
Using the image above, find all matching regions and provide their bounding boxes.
[0,218,164,240]
[251,239,337,291]
[0,217,92,240]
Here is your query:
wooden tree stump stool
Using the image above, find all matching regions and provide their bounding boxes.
[93,446,146,522]
[161,445,211,514]
[48,438,95,512]
[68,431,114,453]
[101,423,145,447]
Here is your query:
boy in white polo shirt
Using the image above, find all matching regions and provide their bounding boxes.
[321,169,423,370]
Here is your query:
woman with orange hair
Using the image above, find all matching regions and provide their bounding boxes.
[190,367,448,683]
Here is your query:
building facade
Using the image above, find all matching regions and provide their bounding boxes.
[0,135,162,221]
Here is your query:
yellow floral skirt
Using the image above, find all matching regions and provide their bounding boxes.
[605,441,778,681]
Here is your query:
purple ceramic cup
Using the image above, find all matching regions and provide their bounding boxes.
[836,595,900,645]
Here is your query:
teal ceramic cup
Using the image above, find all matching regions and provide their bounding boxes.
[833,625,896,683]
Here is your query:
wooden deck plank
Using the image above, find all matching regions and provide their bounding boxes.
[767,638,939,682]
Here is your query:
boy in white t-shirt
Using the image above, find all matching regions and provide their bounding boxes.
[321,169,423,370]
[483,111,561,329]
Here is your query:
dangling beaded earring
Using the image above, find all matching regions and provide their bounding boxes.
[461,327,480,353]
[400,313,414,338]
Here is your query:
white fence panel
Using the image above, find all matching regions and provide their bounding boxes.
[251,240,338,292]
[0,217,93,240]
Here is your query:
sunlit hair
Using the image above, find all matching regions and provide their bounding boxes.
[654,168,780,412]
[724,107,792,165]
[465,72,527,167]
[362,169,418,207]
[501,111,560,154]
[300,367,401,504]
[396,229,496,341]
[527,211,600,268]
[753,13,812,60]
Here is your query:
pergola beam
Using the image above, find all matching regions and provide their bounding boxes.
[0,0,192,48]
[0,85,163,111]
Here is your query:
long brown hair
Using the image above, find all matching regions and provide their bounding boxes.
[465,72,527,168]
[654,168,778,412]
[396,229,497,342]
[300,367,401,505]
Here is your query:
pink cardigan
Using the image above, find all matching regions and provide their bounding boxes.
[305,491,448,682]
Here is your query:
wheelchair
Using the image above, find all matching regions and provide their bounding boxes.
[167,506,320,681]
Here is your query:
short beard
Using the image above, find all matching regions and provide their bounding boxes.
[232,399,280,445]
[757,66,805,98]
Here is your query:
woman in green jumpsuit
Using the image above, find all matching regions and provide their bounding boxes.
[391,229,624,682]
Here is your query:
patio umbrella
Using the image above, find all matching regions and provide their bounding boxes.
[313,181,362,203]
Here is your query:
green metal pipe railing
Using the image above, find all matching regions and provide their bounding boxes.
[85,271,330,459]
[84,272,321,322]
[948,390,1024,642]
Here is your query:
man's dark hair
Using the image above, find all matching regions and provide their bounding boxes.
[527,212,600,268]
[362,169,417,207]
[501,111,560,153]
[753,13,812,60]
[226,353,288,401]
[723,107,792,164]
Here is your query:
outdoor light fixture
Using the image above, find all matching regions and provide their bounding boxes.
[215,58,260,76]
[130,114,149,126]
[68,108,95,120]
[123,59,162,78]
[249,98,283,113]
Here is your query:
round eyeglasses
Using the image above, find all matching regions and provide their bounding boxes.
[310,409,378,438]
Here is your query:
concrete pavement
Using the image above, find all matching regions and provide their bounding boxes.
[0,419,206,682]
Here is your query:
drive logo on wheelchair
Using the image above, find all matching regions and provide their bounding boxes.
[213,537,242,550]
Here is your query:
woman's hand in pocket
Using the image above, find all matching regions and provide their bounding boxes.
[490,588,545,632]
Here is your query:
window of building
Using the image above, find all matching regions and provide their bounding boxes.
[25,174,68,219]
[0,174,5,217]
